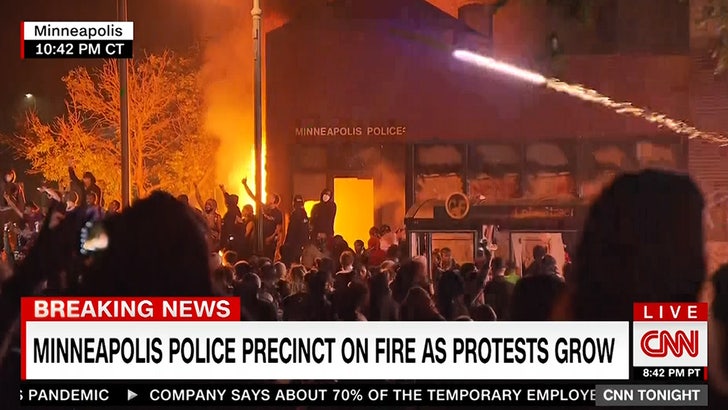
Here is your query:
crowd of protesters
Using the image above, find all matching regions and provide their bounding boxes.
[0,165,107,268]
[0,168,726,408]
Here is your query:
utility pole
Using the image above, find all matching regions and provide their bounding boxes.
[118,0,131,208]
[252,0,264,253]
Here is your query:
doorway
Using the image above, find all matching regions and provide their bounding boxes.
[333,177,374,246]
[510,232,568,275]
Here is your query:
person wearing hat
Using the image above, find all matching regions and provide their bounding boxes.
[282,194,309,266]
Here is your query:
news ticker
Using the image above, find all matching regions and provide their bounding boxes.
[21,22,133,59]
[19,382,709,407]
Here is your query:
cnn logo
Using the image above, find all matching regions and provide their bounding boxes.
[632,303,707,367]
[639,330,699,358]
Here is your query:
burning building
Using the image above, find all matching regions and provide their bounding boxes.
[266,0,691,269]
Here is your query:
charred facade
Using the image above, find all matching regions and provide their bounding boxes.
[265,0,690,265]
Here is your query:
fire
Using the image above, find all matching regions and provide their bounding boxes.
[228,133,267,209]
[199,0,272,212]
[304,200,316,219]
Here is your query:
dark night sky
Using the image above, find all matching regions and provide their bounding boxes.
[0,0,325,172]
[0,0,202,171]
[0,0,200,133]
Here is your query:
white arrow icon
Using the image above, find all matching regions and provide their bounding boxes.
[127,390,137,401]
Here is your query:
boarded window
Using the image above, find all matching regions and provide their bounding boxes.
[636,141,679,170]
[580,142,635,201]
[416,145,463,170]
[415,174,464,203]
[524,143,576,201]
[469,144,521,202]
[415,144,464,203]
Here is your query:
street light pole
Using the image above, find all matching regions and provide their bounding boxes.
[252,0,264,253]
[24,94,37,110]
[118,0,131,208]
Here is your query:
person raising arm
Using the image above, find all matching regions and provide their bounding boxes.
[242,178,282,261]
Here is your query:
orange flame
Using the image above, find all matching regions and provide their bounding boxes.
[248,134,267,203]
[199,1,270,212]
[227,133,266,209]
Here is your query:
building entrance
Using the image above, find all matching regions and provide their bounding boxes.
[333,177,374,246]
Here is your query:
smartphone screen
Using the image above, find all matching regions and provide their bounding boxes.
[80,221,108,255]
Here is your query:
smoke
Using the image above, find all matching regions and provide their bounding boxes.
[197,0,319,206]
[197,0,407,225]
[373,162,406,231]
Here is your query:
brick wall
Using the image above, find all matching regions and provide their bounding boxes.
[689,0,728,254]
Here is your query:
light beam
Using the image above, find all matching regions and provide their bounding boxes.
[453,49,546,85]
[453,49,728,146]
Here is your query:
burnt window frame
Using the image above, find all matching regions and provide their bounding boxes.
[467,142,524,200]
[414,143,466,176]
[412,143,467,202]
[581,139,638,179]
[522,140,579,199]
[468,142,523,177]
[634,137,685,171]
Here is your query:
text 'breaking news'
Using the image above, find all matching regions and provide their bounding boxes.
[11,298,710,406]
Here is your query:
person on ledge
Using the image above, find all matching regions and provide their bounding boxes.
[281,195,309,266]
[242,178,283,261]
